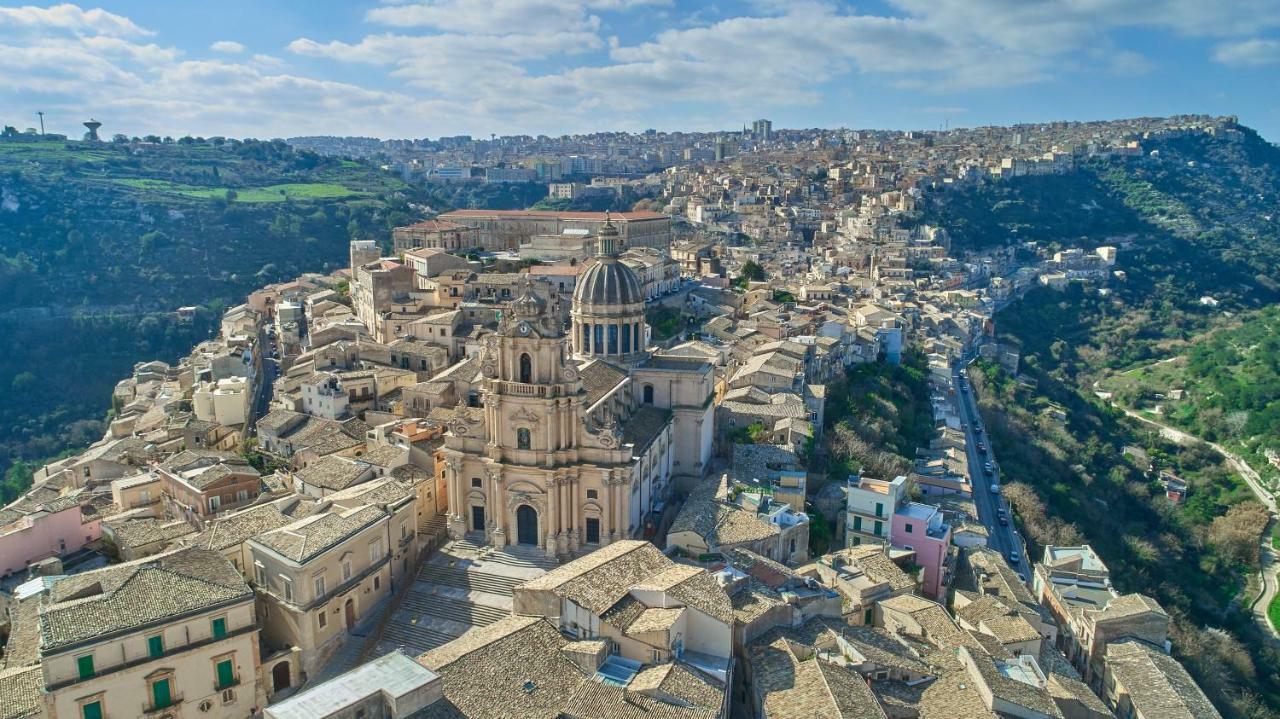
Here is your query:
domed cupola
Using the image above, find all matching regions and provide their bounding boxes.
[571,213,649,365]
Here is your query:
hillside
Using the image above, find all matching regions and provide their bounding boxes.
[0,137,434,481]
[951,128,1280,718]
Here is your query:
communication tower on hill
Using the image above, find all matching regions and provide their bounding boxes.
[83,119,102,142]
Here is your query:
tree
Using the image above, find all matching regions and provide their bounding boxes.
[741,260,766,282]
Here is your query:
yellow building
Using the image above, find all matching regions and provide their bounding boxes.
[36,547,261,719]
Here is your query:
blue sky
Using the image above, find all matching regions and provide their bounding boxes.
[2,1,1278,141]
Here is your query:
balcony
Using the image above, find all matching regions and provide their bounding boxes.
[501,381,554,398]
[142,697,183,717]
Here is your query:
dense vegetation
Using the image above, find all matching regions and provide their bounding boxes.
[819,349,934,482]
[1099,306,1280,488]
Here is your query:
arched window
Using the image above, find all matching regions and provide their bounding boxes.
[643,384,654,404]
[517,428,531,450]
[519,353,532,384]
[633,323,641,351]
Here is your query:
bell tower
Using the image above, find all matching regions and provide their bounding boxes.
[478,281,583,460]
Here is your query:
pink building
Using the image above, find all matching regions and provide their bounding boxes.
[890,502,951,600]
[0,495,101,578]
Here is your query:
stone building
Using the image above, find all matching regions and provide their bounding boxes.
[440,219,714,557]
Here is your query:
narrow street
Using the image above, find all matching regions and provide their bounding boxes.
[952,357,1032,579]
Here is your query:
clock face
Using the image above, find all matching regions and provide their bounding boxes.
[518,322,531,335]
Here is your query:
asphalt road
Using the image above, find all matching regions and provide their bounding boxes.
[247,326,278,434]
[952,356,1032,579]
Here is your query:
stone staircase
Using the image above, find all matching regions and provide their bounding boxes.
[417,563,526,596]
[366,539,557,659]
[420,513,448,538]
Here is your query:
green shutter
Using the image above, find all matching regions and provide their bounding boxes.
[211,617,227,639]
[152,678,171,709]
[853,516,862,531]
[874,520,883,536]
[148,635,164,658]
[875,502,883,518]
[81,701,103,719]
[77,655,94,680]
[216,659,235,688]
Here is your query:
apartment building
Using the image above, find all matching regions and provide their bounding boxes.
[37,548,261,719]
[845,474,907,546]
[156,451,263,528]
[1033,545,1170,688]
[890,501,952,600]
[247,502,398,681]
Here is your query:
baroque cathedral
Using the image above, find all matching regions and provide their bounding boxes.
[441,218,715,557]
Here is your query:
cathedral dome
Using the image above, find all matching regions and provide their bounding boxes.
[572,256,644,308]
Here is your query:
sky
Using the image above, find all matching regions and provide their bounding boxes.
[2,1,1279,141]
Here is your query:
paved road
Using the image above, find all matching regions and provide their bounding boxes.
[246,326,278,435]
[952,356,1032,578]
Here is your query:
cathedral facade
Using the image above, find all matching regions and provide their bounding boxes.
[441,220,715,557]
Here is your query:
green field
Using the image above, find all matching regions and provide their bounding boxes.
[1269,580,1280,632]
[112,178,365,202]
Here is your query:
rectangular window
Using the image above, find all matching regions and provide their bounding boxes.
[282,577,293,602]
[373,575,381,591]
[874,502,884,518]
[77,654,95,680]
[211,617,227,639]
[216,659,236,689]
[853,516,862,531]
[235,489,249,502]
[81,701,103,719]
[314,575,326,597]
[905,523,914,534]
[608,324,618,354]
[151,678,172,709]
[318,611,327,629]
[254,562,266,586]
[209,495,221,512]
[148,634,164,659]
[370,539,384,563]
[873,520,883,537]
[342,560,352,581]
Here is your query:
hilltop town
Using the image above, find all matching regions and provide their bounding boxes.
[0,113,1267,719]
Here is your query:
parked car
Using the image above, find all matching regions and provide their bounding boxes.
[989,483,1000,494]
[999,516,1009,526]
[1008,550,1021,564]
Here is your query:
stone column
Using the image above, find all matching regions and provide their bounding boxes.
[488,466,506,547]
[545,476,558,556]
[570,479,580,552]
[602,473,613,544]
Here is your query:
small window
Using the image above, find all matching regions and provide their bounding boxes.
[314,575,326,597]
[472,478,482,488]
[235,489,249,502]
[586,489,598,499]
[373,575,381,591]
[318,611,327,629]
[254,562,266,586]
[905,523,913,534]
[80,699,103,719]
[77,654,95,680]
[517,428,531,450]
[370,539,384,563]
[342,560,352,582]
[282,577,294,602]
[211,617,227,639]
[148,634,164,659]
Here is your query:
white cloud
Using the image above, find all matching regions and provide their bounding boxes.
[0,3,152,37]
[210,40,245,54]
[4,1,1280,138]
[1213,38,1280,66]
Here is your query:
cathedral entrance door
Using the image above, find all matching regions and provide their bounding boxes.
[471,505,485,533]
[516,505,538,546]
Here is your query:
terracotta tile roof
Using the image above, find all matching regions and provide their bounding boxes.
[0,665,42,719]
[1105,639,1220,719]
